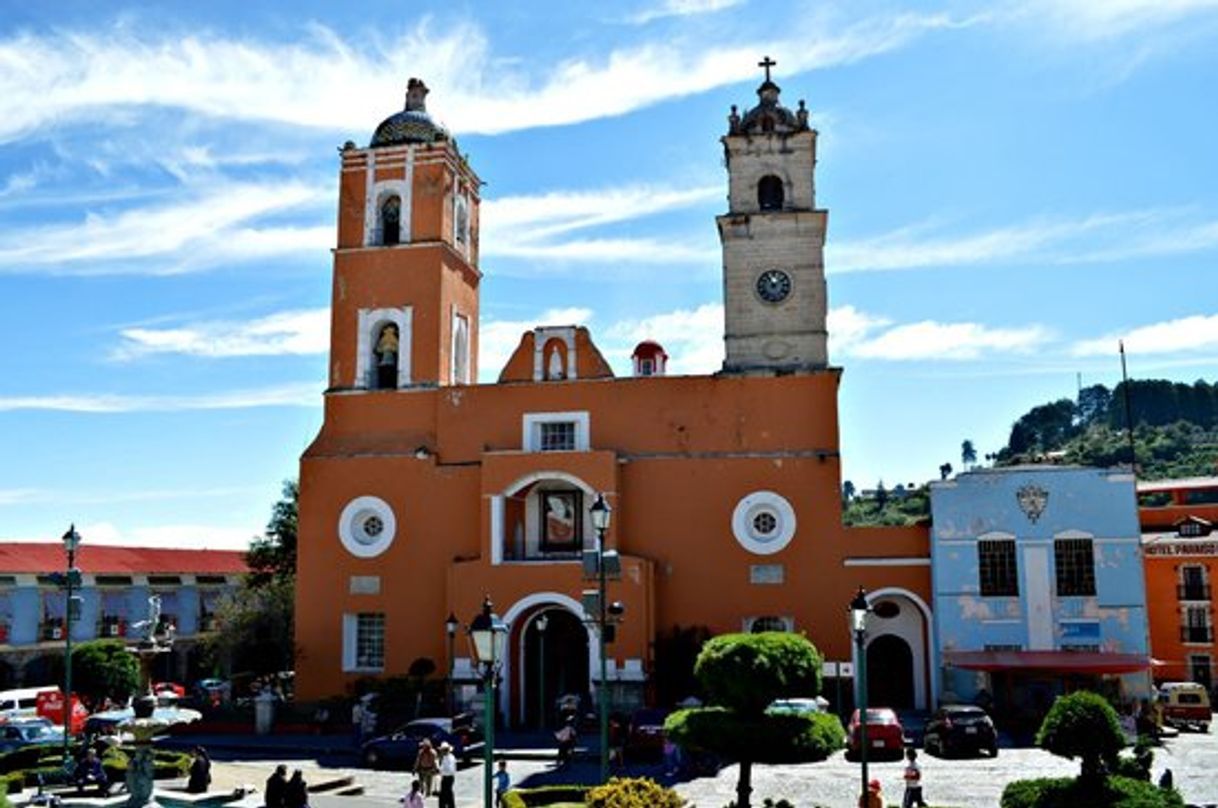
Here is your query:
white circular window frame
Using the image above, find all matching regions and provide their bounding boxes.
[338,496,397,558]
[731,491,796,555]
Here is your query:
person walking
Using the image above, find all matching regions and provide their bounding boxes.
[265,764,288,808]
[187,746,211,793]
[412,738,439,796]
[554,715,577,769]
[352,699,365,747]
[902,748,928,808]
[400,779,425,808]
[285,769,309,808]
[494,759,511,806]
[436,742,457,808]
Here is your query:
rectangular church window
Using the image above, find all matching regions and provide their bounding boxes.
[978,539,1018,596]
[1055,538,1096,597]
[539,421,577,451]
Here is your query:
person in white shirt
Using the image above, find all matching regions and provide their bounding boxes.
[437,742,457,808]
[902,747,928,808]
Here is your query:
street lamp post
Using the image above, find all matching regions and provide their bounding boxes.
[535,613,549,729]
[589,494,612,784]
[850,586,871,806]
[468,596,508,808]
[61,524,82,766]
[445,613,459,716]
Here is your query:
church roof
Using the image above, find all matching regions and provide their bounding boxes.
[727,58,810,137]
[370,78,449,148]
[0,543,247,575]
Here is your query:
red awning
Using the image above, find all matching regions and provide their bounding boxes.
[943,650,1152,674]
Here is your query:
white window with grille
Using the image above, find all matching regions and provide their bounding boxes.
[342,612,385,672]
[523,412,590,452]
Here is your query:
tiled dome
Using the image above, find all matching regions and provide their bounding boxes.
[370,78,449,147]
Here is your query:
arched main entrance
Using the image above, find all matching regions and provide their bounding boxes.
[521,608,588,728]
[867,634,914,709]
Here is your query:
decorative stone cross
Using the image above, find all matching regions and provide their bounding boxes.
[758,55,777,82]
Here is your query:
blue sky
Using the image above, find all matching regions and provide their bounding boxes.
[2,0,1217,549]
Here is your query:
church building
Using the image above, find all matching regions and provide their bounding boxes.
[294,66,933,723]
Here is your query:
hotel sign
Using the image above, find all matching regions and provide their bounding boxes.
[1144,541,1218,557]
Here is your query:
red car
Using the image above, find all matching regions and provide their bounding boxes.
[845,708,905,761]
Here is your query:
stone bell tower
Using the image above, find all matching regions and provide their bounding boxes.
[719,58,829,375]
[328,78,481,392]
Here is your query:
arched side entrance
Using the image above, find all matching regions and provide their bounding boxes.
[867,635,914,708]
[852,587,936,711]
[502,593,596,729]
[521,608,588,728]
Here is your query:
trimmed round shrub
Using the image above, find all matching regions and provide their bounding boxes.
[1035,691,1125,779]
[585,777,685,808]
[1000,775,1184,808]
[694,633,822,716]
[665,708,842,764]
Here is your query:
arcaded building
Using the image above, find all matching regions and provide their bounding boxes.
[295,70,932,723]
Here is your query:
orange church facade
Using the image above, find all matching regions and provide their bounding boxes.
[295,73,933,724]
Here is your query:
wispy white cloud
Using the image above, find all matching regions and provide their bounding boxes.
[830,210,1218,274]
[827,305,893,356]
[482,183,720,268]
[0,13,965,143]
[478,307,594,381]
[627,0,746,25]
[0,383,318,413]
[0,179,330,274]
[606,303,724,374]
[73,521,255,550]
[1072,313,1218,357]
[850,321,1051,361]
[1023,0,1218,40]
[113,308,329,360]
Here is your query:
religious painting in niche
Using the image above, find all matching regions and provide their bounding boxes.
[542,491,582,551]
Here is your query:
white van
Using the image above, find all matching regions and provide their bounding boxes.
[0,687,60,721]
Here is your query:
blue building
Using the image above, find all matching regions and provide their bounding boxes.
[930,466,1152,722]
[0,543,245,689]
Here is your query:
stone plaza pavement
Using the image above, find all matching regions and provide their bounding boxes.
[200,729,1218,808]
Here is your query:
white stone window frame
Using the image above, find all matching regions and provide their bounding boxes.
[356,307,412,390]
[451,309,471,385]
[742,615,795,633]
[731,490,796,555]
[453,189,471,252]
[363,152,412,246]
[338,496,397,558]
[523,412,590,453]
[342,612,386,672]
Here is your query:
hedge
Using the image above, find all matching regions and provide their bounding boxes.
[1000,775,1184,808]
[665,708,843,764]
[586,777,685,808]
[501,785,591,808]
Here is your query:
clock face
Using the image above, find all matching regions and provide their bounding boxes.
[756,269,792,303]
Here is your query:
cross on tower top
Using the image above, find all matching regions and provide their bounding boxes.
[758,55,776,83]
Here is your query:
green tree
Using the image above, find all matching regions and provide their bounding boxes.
[939,462,953,480]
[1036,691,1125,783]
[961,439,977,469]
[246,479,298,587]
[71,639,141,706]
[665,632,832,808]
[841,480,856,503]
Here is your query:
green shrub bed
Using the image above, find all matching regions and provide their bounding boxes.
[501,785,591,808]
[1000,775,1184,808]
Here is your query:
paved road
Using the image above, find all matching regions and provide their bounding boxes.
[203,729,1218,807]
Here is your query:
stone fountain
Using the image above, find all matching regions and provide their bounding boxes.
[119,595,202,808]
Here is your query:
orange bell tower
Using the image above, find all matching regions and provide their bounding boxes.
[328,78,481,391]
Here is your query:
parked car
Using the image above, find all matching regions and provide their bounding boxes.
[360,715,483,769]
[845,707,905,760]
[766,697,827,717]
[624,707,669,762]
[0,718,64,754]
[923,704,998,758]
[1156,682,1211,733]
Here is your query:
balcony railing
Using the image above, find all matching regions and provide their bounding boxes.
[1178,584,1212,601]
[1181,625,1215,643]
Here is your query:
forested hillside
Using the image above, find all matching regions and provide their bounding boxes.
[842,378,1218,526]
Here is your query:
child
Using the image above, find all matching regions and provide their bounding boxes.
[859,778,883,808]
[399,779,424,808]
[493,760,511,806]
[903,748,928,808]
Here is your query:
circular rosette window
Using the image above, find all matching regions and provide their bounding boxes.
[338,496,397,558]
[731,491,796,555]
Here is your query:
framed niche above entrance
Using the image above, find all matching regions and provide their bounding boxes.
[541,490,582,552]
